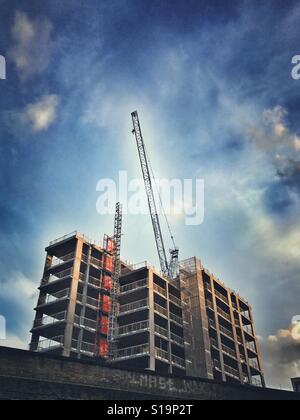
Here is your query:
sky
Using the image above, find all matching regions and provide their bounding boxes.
[0,0,300,390]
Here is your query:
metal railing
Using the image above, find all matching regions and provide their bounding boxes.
[71,339,96,355]
[37,336,64,352]
[154,324,169,338]
[241,311,251,321]
[208,318,217,329]
[74,315,97,332]
[172,354,186,368]
[79,272,101,288]
[113,344,150,360]
[169,294,181,307]
[169,312,183,325]
[224,363,240,380]
[153,283,167,297]
[243,325,254,336]
[44,288,69,305]
[77,293,99,310]
[215,289,228,304]
[51,252,75,268]
[45,268,73,284]
[219,324,234,340]
[247,342,257,352]
[214,359,222,371]
[209,317,234,340]
[154,303,168,318]
[237,334,243,344]
[155,348,169,362]
[207,300,214,311]
[217,307,231,322]
[49,231,77,246]
[119,298,149,314]
[90,256,102,268]
[88,275,102,288]
[204,283,212,293]
[249,358,260,370]
[117,321,149,336]
[222,343,237,359]
[120,278,148,294]
[81,253,88,263]
[33,311,67,328]
[171,332,184,346]
[210,337,218,348]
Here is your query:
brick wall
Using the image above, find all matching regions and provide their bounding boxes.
[0,347,298,400]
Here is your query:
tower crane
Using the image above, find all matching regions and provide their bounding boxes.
[131,111,179,279]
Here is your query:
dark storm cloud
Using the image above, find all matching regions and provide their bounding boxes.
[260,327,300,390]
[276,158,300,193]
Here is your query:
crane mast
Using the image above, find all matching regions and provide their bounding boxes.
[131,110,178,279]
[107,202,122,358]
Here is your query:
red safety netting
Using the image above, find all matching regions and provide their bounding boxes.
[105,255,113,272]
[100,316,109,335]
[105,238,115,253]
[103,275,112,291]
[102,294,112,313]
[99,338,108,358]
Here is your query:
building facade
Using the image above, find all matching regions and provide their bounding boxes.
[179,257,265,387]
[30,232,114,359]
[30,234,265,388]
[110,263,186,376]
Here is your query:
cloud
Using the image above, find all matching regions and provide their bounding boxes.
[24,94,60,133]
[0,271,38,304]
[3,94,60,136]
[246,106,300,215]
[0,333,27,350]
[248,105,299,154]
[260,324,300,390]
[0,271,38,346]
[8,11,53,79]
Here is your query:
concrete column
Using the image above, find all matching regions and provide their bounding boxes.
[197,270,214,380]
[63,238,83,357]
[166,279,172,374]
[77,245,92,358]
[236,299,252,384]
[228,292,244,384]
[148,269,155,371]
[211,277,226,382]
[249,306,266,387]
[30,252,53,352]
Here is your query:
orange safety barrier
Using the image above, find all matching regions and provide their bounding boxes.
[103,275,112,291]
[105,238,115,253]
[101,316,109,335]
[102,295,112,313]
[99,338,108,358]
[105,255,113,272]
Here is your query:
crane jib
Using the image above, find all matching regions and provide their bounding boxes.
[131,111,178,279]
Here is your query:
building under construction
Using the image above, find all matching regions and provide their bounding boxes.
[30,232,114,359]
[30,232,265,388]
[179,257,265,387]
[30,110,265,388]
